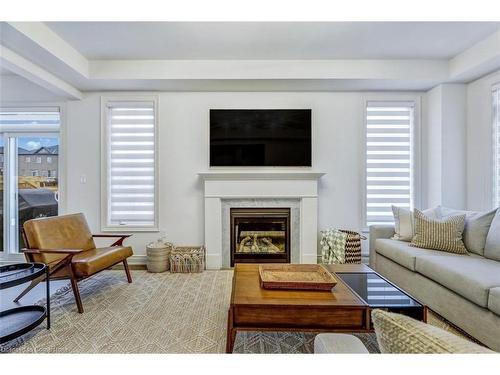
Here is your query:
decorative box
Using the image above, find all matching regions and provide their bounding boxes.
[170,246,205,273]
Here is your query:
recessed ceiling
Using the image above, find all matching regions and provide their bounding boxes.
[46,22,500,60]
[0,66,13,75]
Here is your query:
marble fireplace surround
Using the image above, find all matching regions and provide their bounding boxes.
[199,171,325,269]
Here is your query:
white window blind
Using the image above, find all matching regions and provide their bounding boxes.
[493,85,500,207]
[0,109,60,133]
[103,100,157,229]
[365,101,415,227]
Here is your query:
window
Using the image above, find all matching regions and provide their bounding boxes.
[47,156,52,164]
[31,170,39,176]
[493,83,500,207]
[102,97,158,230]
[25,156,30,163]
[35,156,41,164]
[364,100,416,227]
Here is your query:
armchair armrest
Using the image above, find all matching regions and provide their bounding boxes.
[22,248,84,254]
[92,233,132,246]
[369,225,395,269]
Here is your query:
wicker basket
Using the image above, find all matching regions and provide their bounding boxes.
[146,241,173,273]
[170,246,205,273]
[338,229,366,264]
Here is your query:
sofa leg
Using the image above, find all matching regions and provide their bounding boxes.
[123,259,132,283]
[67,265,84,313]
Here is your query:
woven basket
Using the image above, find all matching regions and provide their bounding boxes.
[146,241,173,273]
[170,246,205,273]
[337,229,366,264]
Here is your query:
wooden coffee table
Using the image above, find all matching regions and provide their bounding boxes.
[226,263,370,353]
[226,263,426,353]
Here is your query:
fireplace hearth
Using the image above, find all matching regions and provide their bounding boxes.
[230,208,290,266]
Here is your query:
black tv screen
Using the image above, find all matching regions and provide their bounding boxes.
[209,109,312,167]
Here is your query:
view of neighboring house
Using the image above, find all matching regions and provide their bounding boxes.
[18,146,58,178]
[0,146,58,179]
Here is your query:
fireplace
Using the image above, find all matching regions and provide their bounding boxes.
[230,207,291,266]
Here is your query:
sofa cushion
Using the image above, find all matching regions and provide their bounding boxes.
[439,206,496,256]
[372,309,493,353]
[415,255,500,308]
[488,288,500,316]
[484,209,500,261]
[375,238,460,271]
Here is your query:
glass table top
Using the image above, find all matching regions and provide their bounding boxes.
[337,272,422,308]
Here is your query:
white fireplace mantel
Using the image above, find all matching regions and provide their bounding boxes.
[198,171,325,180]
[199,170,325,269]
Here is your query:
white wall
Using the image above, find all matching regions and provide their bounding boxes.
[467,69,500,210]
[425,85,443,208]
[425,83,467,209]
[0,74,65,103]
[63,91,423,260]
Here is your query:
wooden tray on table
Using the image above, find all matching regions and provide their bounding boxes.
[258,264,337,291]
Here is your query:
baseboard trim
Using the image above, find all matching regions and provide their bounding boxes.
[128,255,147,265]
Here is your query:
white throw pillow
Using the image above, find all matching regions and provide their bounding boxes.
[391,206,440,242]
[391,206,414,241]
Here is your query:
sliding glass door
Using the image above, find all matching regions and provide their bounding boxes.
[0,109,60,254]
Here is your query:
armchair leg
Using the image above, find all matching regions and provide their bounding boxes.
[123,259,132,283]
[13,276,43,302]
[67,264,84,313]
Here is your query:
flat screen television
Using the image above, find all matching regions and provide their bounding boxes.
[209,109,312,167]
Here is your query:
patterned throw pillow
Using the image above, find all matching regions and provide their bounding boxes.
[410,209,468,254]
[372,310,493,353]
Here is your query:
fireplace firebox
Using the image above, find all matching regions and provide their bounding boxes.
[230,208,290,266]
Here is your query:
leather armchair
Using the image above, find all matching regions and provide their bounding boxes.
[17,213,133,313]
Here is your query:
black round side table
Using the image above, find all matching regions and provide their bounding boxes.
[0,263,50,344]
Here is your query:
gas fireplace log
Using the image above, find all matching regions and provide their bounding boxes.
[239,231,285,238]
[262,238,281,253]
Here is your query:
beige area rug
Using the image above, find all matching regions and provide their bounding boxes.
[6,270,233,353]
[1,269,473,353]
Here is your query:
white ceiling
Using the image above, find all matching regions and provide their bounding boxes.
[47,22,500,60]
[1,21,500,98]
[0,66,13,75]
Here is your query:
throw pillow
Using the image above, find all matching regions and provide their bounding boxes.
[484,209,500,261]
[371,309,493,353]
[391,206,414,241]
[391,206,440,242]
[410,209,468,254]
[439,206,497,256]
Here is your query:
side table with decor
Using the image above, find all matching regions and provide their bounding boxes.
[0,263,50,344]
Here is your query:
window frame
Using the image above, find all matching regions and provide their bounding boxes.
[0,103,65,257]
[492,82,500,208]
[100,95,160,232]
[361,95,422,230]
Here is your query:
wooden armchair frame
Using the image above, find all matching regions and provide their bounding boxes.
[16,232,133,313]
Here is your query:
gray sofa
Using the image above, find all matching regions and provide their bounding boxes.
[369,224,500,352]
